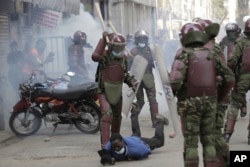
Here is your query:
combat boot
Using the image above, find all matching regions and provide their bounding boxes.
[240,106,247,117]
[130,103,141,137]
[223,117,236,143]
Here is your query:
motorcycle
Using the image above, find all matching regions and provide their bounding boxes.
[9,71,101,136]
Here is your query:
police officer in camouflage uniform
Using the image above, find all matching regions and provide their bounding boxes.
[219,22,241,56]
[92,31,137,148]
[170,22,235,167]
[128,30,159,128]
[219,23,247,117]
[193,18,232,167]
[224,19,250,144]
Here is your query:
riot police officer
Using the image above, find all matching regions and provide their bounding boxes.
[224,19,250,144]
[128,30,159,128]
[170,22,235,167]
[92,31,137,148]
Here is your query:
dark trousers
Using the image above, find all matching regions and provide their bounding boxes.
[131,112,164,150]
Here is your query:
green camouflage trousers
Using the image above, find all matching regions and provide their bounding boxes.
[177,96,217,165]
[216,104,229,165]
[228,74,250,119]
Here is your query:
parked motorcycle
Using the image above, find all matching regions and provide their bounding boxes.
[9,71,101,136]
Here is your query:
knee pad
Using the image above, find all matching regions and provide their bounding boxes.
[102,112,112,123]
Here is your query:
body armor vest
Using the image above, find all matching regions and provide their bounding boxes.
[102,60,124,82]
[186,49,217,97]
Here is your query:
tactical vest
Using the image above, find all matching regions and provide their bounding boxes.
[186,49,217,97]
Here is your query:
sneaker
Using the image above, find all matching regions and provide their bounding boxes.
[155,114,169,126]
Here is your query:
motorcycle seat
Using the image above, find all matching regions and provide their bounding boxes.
[38,82,97,100]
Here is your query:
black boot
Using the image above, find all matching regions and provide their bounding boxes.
[130,104,141,137]
[223,117,236,143]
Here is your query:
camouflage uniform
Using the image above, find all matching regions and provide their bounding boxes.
[170,22,235,167]
[204,40,230,167]
[224,34,250,144]
[219,23,247,118]
[194,18,231,167]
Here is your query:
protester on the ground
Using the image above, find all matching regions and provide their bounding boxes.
[98,114,167,165]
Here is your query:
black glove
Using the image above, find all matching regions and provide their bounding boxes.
[124,73,138,92]
[131,77,138,92]
[98,149,115,166]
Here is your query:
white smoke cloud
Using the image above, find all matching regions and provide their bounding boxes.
[46,4,103,47]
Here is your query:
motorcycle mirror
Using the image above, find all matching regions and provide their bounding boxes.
[66,71,75,76]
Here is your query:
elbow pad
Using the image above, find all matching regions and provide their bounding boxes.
[169,60,185,81]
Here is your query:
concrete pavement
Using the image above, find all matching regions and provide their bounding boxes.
[0,114,250,167]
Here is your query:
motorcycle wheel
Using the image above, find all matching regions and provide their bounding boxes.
[74,101,101,134]
[9,109,42,136]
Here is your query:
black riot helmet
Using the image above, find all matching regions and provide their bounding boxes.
[225,23,241,40]
[73,30,87,45]
[134,30,149,48]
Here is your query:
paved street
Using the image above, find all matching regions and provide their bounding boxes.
[1,85,250,167]
[0,112,250,167]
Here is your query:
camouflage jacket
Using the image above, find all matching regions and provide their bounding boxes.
[171,46,235,100]
[228,36,250,75]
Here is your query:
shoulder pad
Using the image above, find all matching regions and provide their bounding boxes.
[175,47,183,58]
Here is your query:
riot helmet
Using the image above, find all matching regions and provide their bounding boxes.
[193,17,220,39]
[225,23,241,40]
[179,22,208,47]
[244,19,250,36]
[134,30,149,48]
[126,34,133,42]
[108,33,126,58]
[73,30,87,45]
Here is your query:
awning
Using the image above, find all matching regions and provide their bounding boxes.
[17,0,80,15]
[112,0,156,7]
